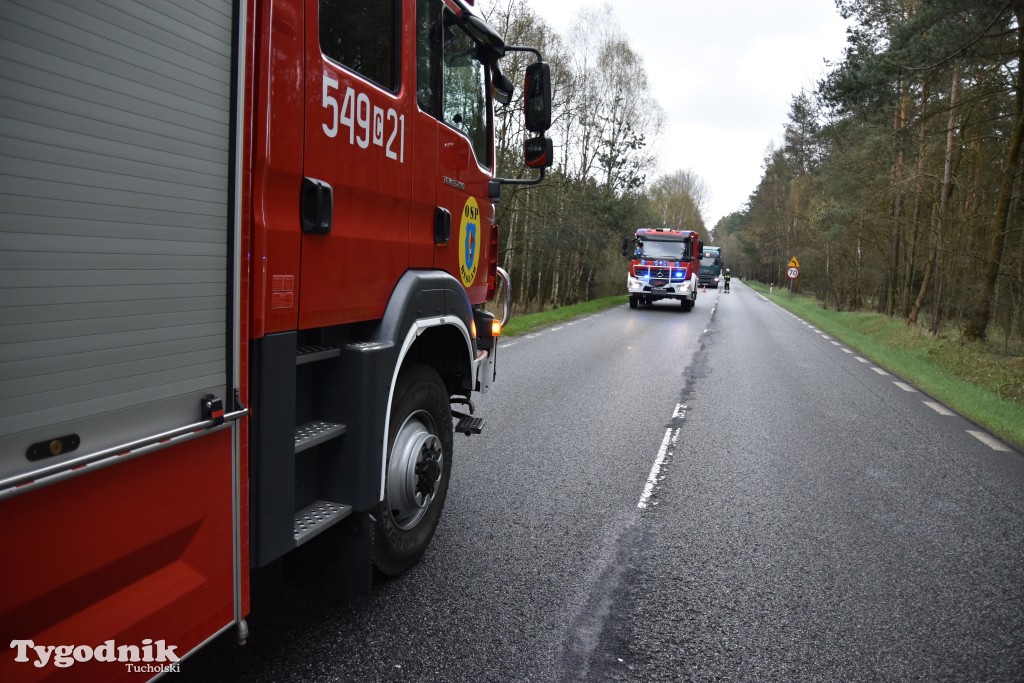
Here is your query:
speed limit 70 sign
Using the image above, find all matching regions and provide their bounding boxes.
[787,267,800,280]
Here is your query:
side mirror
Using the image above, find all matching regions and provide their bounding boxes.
[698,240,705,255]
[524,62,551,133]
[621,238,631,258]
[524,136,553,168]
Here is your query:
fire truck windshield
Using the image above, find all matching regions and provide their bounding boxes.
[639,239,690,262]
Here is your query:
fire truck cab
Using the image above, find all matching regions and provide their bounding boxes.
[624,229,702,311]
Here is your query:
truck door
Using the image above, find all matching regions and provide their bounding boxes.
[301,0,414,327]
[414,0,495,305]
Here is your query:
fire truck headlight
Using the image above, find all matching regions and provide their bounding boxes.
[627,277,642,290]
[681,282,691,294]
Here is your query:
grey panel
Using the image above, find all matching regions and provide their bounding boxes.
[0,0,234,482]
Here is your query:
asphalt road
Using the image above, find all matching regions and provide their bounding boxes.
[182,280,1024,682]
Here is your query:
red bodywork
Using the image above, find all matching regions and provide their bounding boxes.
[0,0,503,679]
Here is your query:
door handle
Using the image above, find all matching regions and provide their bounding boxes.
[434,207,451,245]
[301,177,333,234]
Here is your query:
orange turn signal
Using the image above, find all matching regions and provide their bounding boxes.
[491,319,502,337]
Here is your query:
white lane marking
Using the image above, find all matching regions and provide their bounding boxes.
[638,427,679,509]
[499,341,518,348]
[566,321,577,326]
[672,403,687,419]
[967,430,1012,452]
[923,401,955,416]
[551,326,563,332]
[822,334,832,340]
[855,356,869,363]
[842,348,853,354]
[831,341,841,346]
[872,368,890,376]
[526,333,542,339]
[893,382,918,393]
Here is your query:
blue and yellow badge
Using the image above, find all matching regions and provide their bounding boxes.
[458,197,480,287]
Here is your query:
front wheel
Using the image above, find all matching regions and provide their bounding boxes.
[629,296,638,309]
[373,365,453,576]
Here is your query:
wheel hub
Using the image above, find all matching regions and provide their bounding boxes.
[387,413,444,530]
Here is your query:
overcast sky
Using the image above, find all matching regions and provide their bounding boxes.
[523,0,851,229]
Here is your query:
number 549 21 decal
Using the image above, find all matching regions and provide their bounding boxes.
[321,74,405,163]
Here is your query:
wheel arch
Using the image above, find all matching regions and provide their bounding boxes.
[328,271,476,514]
[375,271,475,504]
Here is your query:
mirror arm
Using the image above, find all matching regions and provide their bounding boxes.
[488,168,546,201]
[504,45,543,62]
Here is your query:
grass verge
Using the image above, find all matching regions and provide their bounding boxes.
[501,295,627,337]
[746,281,1024,450]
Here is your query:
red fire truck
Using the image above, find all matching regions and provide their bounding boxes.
[623,228,702,311]
[0,0,552,679]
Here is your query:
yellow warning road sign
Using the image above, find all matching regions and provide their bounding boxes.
[788,256,800,268]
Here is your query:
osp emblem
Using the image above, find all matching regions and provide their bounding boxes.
[458,197,480,287]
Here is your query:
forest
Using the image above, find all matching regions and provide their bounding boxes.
[487,0,1024,345]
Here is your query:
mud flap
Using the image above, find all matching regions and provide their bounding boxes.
[284,512,374,604]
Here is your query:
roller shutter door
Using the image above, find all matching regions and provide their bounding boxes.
[0,0,235,484]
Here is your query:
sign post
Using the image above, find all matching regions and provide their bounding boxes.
[787,257,800,293]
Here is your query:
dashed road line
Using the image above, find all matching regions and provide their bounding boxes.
[923,401,955,416]
[771,301,1017,456]
[967,430,1012,452]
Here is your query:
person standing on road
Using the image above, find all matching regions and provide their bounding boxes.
[724,269,732,293]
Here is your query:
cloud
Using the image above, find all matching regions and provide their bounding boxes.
[526,0,849,226]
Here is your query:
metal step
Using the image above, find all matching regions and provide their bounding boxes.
[294,420,346,453]
[293,500,352,546]
[296,344,341,365]
[455,414,484,436]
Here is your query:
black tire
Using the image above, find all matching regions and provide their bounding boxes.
[680,298,694,312]
[373,365,453,576]
[629,296,638,309]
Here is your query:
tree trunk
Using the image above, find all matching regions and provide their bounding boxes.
[964,14,1024,340]
[887,86,909,316]
[910,64,960,325]
[903,79,929,318]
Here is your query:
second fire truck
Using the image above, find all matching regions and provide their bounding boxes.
[623,228,702,311]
